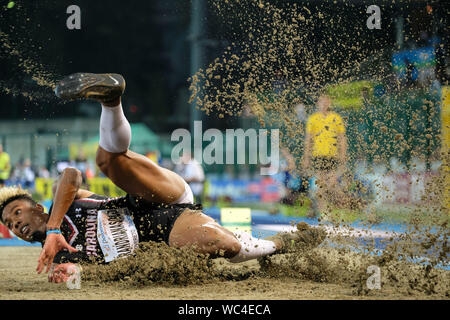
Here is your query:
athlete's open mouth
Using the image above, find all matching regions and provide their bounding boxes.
[20,224,30,237]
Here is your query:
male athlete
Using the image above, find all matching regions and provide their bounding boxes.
[0,73,325,283]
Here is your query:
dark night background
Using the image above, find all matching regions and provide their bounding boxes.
[0,0,448,133]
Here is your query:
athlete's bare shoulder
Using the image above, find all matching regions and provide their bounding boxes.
[75,189,95,199]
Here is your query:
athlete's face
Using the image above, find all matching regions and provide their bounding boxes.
[318,95,331,113]
[1,199,47,242]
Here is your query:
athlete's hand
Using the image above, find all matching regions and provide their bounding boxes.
[48,263,79,283]
[37,233,78,274]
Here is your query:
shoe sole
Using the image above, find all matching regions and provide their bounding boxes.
[54,73,125,101]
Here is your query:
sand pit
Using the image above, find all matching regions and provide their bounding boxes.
[0,0,448,303]
[0,244,448,300]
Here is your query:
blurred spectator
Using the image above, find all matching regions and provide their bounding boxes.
[70,150,89,183]
[11,158,35,189]
[404,58,418,88]
[38,166,51,178]
[145,151,160,164]
[175,153,205,203]
[279,147,307,205]
[56,160,71,174]
[0,144,11,188]
[294,102,307,123]
[73,150,88,174]
[302,93,348,218]
[279,101,310,205]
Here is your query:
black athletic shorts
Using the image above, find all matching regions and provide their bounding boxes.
[0,179,5,185]
[312,157,338,172]
[126,195,203,244]
[52,195,203,265]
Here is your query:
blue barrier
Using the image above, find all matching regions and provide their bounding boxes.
[0,238,41,247]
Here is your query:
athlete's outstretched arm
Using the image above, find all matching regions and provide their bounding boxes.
[48,167,83,228]
[52,174,93,200]
[37,167,81,274]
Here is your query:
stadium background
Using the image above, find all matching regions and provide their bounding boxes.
[0,0,448,277]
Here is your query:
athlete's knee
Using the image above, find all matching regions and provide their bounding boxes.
[201,222,241,257]
[220,234,241,257]
[202,230,241,258]
[96,147,114,174]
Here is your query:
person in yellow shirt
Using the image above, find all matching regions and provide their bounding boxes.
[302,94,347,217]
[0,144,11,187]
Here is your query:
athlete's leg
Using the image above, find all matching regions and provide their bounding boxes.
[96,145,186,204]
[169,209,326,262]
[95,97,186,204]
[55,73,186,204]
[169,209,282,260]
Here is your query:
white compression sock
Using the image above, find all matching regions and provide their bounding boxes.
[99,103,131,153]
[228,231,277,263]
